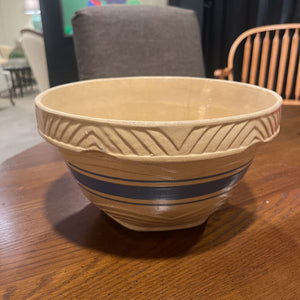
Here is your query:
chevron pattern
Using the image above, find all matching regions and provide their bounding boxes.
[36,107,281,157]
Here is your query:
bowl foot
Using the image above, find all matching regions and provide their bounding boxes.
[106,213,209,232]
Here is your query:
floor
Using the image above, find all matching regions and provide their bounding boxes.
[0,88,43,163]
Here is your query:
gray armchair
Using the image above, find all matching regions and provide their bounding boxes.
[72,5,205,80]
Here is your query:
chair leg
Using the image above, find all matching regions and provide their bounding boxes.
[9,88,15,106]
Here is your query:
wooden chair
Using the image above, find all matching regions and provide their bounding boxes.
[214,24,300,105]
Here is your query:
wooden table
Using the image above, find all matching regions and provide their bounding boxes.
[1,106,300,299]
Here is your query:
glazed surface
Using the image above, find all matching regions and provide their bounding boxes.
[38,77,280,121]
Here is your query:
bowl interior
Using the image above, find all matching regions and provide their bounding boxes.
[38,77,280,122]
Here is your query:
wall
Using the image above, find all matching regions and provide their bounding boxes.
[0,0,32,47]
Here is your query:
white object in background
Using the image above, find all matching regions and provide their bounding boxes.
[0,67,14,106]
[21,29,50,92]
[24,0,40,14]
[24,0,42,32]
[0,45,13,65]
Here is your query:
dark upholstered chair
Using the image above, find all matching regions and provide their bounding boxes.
[72,5,205,80]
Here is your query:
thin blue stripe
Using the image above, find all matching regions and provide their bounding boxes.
[67,159,252,184]
[69,165,248,201]
[79,183,230,206]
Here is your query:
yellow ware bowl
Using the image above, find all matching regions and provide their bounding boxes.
[35,77,282,231]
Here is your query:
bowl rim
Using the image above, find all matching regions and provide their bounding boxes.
[35,76,282,127]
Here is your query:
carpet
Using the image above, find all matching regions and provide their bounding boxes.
[0,89,43,163]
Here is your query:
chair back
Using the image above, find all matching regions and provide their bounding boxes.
[72,5,205,80]
[21,29,50,92]
[227,24,300,103]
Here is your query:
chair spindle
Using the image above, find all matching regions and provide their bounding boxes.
[250,33,261,85]
[285,29,299,99]
[276,29,290,95]
[258,32,270,87]
[242,36,252,83]
[267,30,280,90]
[295,58,300,100]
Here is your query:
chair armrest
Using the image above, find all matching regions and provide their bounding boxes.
[214,67,232,79]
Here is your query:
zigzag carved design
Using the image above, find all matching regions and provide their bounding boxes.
[36,107,281,157]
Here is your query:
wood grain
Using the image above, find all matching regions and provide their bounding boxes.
[1,106,300,299]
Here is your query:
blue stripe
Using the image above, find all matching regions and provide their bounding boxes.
[69,165,249,201]
[67,160,252,184]
[79,183,230,206]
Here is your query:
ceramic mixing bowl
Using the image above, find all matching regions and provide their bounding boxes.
[35,77,282,231]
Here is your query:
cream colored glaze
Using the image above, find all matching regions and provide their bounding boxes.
[39,77,279,121]
[35,77,282,231]
[35,77,282,161]
[59,146,256,231]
